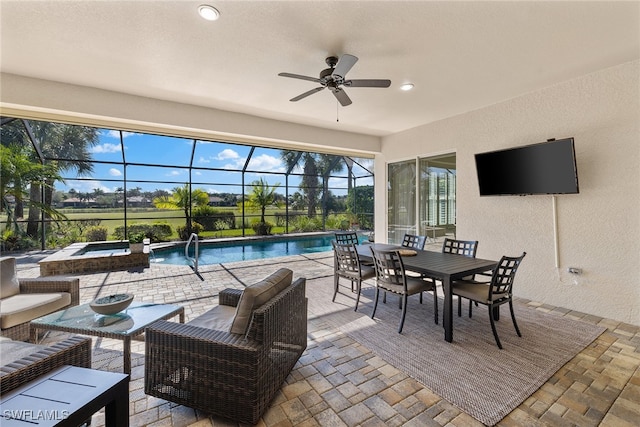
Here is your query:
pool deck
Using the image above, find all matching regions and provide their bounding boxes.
[11,247,640,427]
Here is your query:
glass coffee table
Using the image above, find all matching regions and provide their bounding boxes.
[30,302,184,375]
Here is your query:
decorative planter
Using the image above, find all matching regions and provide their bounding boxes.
[90,293,134,315]
[129,243,144,253]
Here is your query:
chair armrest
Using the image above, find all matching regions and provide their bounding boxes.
[146,320,260,353]
[0,336,92,394]
[18,277,80,306]
[219,288,242,307]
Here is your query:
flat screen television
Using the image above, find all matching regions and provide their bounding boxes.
[475,138,579,196]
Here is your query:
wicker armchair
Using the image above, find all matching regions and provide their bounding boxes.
[145,277,307,424]
[0,335,92,394]
[1,257,80,341]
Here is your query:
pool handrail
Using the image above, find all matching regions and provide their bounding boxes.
[185,233,199,273]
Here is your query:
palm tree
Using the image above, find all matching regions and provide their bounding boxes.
[316,154,345,220]
[153,184,209,231]
[246,178,280,224]
[281,150,319,218]
[0,143,65,233]
[1,120,100,237]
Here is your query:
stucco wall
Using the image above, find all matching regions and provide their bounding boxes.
[378,60,640,325]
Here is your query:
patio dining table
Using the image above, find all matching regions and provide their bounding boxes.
[356,243,498,343]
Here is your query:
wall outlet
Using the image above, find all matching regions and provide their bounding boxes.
[568,267,582,275]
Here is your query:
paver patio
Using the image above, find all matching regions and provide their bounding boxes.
[12,249,640,427]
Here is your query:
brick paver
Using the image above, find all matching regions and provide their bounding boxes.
[12,250,640,427]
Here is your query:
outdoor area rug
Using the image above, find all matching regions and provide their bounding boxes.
[306,277,605,426]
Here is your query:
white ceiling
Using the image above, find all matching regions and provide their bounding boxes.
[1,1,638,137]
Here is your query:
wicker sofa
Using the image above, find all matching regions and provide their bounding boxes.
[0,335,92,394]
[1,256,80,341]
[145,268,307,424]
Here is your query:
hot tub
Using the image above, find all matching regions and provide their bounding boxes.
[39,241,149,276]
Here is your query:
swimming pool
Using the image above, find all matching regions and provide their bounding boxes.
[152,234,368,265]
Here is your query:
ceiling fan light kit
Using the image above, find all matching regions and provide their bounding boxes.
[278,54,391,107]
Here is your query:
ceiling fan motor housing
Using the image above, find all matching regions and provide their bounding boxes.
[278,53,391,106]
[320,67,343,88]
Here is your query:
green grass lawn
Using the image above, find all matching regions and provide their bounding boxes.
[2,207,296,241]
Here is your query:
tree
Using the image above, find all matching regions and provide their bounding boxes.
[316,154,344,220]
[128,186,142,197]
[1,120,100,238]
[151,189,170,199]
[153,184,209,230]
[0,143,65,233]
[289,191,307,211]
[281,151,320,218]
[114,187,124,207]
[246,178,280,224]
[346,185,374,230]
[1,143,32,220]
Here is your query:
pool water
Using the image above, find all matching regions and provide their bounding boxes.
[152,234,367,265]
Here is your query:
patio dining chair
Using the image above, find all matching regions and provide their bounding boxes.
[335,231,359,245]
[370,248,435,333]
[451,252,526,349]
[441,238,479,316]
[335,230,373,269]
[396,233,433,318]
[401,233,427,250]
[332,241,375,311]
[442,238,478,257]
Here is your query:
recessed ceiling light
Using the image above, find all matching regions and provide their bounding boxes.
[400,83,414,91]
[198,5,220,21]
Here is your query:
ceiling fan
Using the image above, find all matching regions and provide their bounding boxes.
[278,54,391,106]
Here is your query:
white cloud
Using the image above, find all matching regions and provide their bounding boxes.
[222,161,245,170]
[247,154,284,173]
[109,168,122,176]
[166,170,182,176]
[217,149,240,160]
[91,143,121,153]
[198,156,210,164]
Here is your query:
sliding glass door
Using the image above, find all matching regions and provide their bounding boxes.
[418,154,456,241]
[387,160,416,243]
[388,154,456,246]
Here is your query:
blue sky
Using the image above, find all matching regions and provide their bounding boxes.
[58,129,374,196]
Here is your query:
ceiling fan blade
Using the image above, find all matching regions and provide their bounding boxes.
[290,86,325,102]
[331,87,352,106]
[345,79,391,88]
[278,72,321,83]
[332,54,358,79]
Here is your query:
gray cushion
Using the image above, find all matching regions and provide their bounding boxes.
[229,268,293,335]
[0,257,20,299]
[0,293,72,329]
[187,304,237,332]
